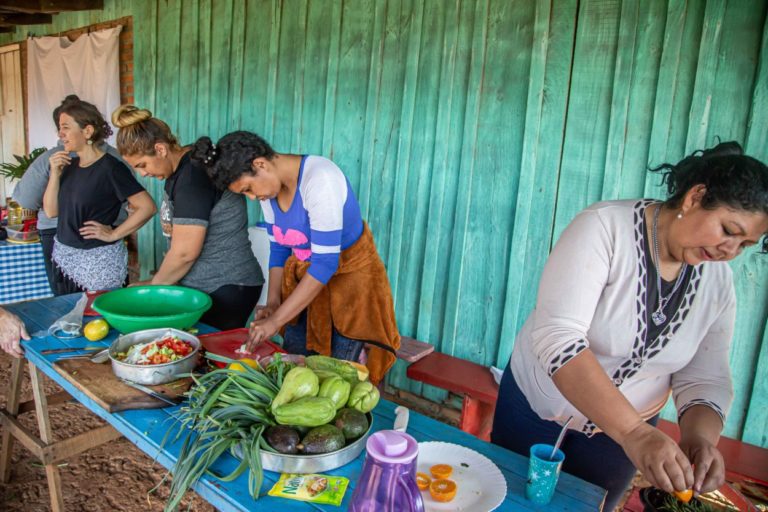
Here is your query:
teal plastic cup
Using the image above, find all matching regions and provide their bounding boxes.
[525,443,565,505]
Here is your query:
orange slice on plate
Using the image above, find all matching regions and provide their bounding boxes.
[416,472,431,491]
[430,463,453,479]
[429,479,457,502]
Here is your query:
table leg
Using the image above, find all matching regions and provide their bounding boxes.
[0,356,24,483]
[459,395,496,442]
[29,361,65,512]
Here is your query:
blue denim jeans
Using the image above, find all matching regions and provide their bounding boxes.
[491,363,658,511]
[282,311,364,362]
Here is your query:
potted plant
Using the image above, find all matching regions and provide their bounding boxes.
[0,147,47,180]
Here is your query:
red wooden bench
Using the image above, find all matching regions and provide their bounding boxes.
[406,350,498,441]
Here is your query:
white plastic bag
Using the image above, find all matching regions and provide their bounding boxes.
[47,293,88,339]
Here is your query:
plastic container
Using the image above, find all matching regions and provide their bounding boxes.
[349,430,424,512]
[92,285,212,333]
[5,224,39,243]
[5,201,36,225]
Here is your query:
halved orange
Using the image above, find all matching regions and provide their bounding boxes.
[673,489,693,503]
[430,463,453,479]
[429,479,457,502]
[416,472,431,491]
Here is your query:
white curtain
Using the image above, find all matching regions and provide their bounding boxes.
[26,26,121,151]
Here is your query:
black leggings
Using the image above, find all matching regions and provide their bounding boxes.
[200,284,262,331]
[39,229,58,294]
[51,261,87,295]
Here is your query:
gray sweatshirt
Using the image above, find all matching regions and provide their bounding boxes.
[12,142,127,230]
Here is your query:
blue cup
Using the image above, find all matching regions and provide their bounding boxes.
[525,443,565,505]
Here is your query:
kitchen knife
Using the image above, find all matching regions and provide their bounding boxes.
[118,379,183,406]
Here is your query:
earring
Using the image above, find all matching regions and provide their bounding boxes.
[677,212,683,219]
[86,139,93,145]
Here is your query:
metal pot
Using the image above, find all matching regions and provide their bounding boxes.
[109,328,200,385]
[233,413,374,474]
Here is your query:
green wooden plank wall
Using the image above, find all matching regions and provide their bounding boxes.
[2,0,767,447]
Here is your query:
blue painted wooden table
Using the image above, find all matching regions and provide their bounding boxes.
[8,294,606,511]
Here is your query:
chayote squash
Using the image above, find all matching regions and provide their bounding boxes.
[318,375,351,410]
[270,366,319,413]
[273,396,337,427]
[305,355,360,384]
[347,381,380,413]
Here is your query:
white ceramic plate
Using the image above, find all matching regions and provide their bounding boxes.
[417,441,507,512]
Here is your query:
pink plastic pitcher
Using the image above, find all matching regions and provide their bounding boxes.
[349,430,425,512]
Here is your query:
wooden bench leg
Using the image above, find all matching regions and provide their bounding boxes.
[459,395,496,442]
[29,361,65,512]
[0,356,24,483]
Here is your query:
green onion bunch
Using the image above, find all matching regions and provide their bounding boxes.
[161,353,279,511]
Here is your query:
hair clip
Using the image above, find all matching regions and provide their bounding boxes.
[204,145,217,164]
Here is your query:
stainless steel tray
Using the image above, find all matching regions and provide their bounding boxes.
[234,412,374,474]
[109,328,200,385]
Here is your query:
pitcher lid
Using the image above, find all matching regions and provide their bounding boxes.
[366,430,419,464]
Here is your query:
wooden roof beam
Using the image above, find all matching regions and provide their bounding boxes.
[0,13,53,25]
[0,1,102,14]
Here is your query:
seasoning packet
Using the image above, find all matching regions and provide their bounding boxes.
[268,473,349,506]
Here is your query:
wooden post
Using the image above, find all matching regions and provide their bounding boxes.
[29,362,65,512]
[0,357,24,482]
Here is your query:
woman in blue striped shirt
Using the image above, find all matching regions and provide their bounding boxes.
[193,132,400,384]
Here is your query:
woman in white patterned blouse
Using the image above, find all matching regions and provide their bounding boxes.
[492,141,768,510]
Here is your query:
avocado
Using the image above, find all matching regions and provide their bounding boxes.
[334,408,369,440]
[299,424,346,454]
[291,424,311,436]
[265,425,301,454]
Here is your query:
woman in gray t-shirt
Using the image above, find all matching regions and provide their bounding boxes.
[112,105,264,330]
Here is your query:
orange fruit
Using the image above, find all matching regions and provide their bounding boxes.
[229,358,260,373]
[429,479,457,502]
[430,464,453,479]
[673,489,693,503]
[416,472,431,491]
[83,319,109,341]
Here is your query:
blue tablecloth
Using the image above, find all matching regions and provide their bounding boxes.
[0,239,52,304]
[9,295,607,511]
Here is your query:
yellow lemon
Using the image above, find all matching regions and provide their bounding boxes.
[229,358,260,373]
[83,319,109,341]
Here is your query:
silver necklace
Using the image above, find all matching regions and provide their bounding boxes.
[651,204,688,326]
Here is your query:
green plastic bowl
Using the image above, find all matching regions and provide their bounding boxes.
[91,285,212,334]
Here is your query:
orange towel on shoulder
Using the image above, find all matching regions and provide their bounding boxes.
[282,223,400,384]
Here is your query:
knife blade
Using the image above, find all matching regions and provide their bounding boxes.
[118,379,183,406]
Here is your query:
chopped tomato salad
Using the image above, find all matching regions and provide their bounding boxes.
[115,335,194,365]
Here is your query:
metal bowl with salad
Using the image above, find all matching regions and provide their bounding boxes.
[109,328,200,385]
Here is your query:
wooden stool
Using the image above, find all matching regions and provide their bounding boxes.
[0,357,122,512]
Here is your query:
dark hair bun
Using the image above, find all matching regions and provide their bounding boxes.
[191,137,217,167]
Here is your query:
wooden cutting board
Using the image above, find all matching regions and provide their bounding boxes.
[53,358,193,412]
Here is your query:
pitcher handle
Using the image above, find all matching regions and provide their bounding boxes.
[397,474,425,512]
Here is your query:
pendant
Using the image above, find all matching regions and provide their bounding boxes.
[652,310,666,325]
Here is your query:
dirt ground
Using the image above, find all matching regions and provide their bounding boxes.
[0,351,215,512]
